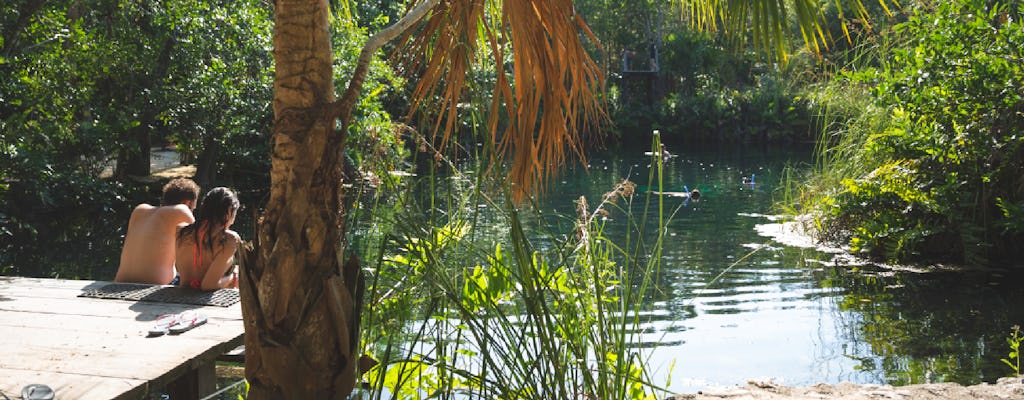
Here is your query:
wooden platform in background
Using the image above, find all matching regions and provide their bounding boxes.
[0,277,244,399]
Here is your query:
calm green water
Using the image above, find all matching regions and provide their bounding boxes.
[518,142,1024,393]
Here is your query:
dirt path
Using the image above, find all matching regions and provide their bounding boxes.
[669,376,1024,399]
[99,148,195,181]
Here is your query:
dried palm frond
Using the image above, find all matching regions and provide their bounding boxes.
[392,0,607,200]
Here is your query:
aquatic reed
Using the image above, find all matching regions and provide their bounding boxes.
[356,138,676,399]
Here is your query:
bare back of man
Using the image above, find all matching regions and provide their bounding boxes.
[115,203,195,284]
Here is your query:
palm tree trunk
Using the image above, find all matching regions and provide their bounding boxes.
[239,0,361,398]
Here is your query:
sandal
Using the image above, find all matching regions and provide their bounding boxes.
[168,311,208,334]
[147,313,180,337]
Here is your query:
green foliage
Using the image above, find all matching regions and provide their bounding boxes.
[2,1,119,179]
[573,0,665,65]
[831,160,948,261]
[596,19,814,142]
[655,70,813,142]
[1002,325,1022,376]
[461,244,515,310]
[0,175,149,279]
[587,0,905,143]
[158,0,275,182]
[804,0,1024,265]
[358,151,668,399]
[996,197,1024,233]
[0,0,284,283]
[331,21,409,179]
[363,356,444,399]
[2,0,274,182]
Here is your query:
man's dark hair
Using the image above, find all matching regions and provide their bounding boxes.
[161,178,200,206]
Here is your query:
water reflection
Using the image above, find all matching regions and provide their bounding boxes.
[522,142,1024,393]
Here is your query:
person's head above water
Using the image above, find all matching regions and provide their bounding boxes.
[689,188,701,201]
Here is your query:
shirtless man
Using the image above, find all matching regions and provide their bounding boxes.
[114,178,200,284]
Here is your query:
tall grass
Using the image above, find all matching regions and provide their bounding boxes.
[776,76,892,239]
[774,16,906,236]
[354,136,676,399]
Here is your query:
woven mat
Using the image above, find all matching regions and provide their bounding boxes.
[78,283,240,307]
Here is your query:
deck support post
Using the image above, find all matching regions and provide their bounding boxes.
[166,360,216,399]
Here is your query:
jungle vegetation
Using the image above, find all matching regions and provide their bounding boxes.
[793,0,1024,266]
[2,0,1023,398]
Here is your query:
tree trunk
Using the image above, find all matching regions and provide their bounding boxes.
[117,35,175,178]
[193,133,221,190]
[121,122,153,177]
[239,0,362,398]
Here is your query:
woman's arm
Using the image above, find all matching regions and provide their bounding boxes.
[200,230,241,290]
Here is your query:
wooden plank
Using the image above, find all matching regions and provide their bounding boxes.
[0,278,240,309]
[1,325,240,359]
[0,368,148,400]
[0,294,242,320]
[0,345,184,381]
[1,323,241,352]
[0,345,231,394]
[0,277,128,295]
[0,303,242,330]
[0,312,241,340]
[0,284,101,299]
[1,282,239,306]
[0,309,227,329]
[0,330,242,389]
[0,276,102,289]
[0,278,245,400]
[217,345,247,363]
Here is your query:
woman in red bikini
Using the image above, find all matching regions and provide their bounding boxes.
[174,187,241,290]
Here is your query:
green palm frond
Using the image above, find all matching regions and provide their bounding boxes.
[393,0,607,199]
[681,0,897,60]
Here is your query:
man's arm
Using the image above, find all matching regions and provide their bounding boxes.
[166,204,195,229]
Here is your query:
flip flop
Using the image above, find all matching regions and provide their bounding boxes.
[168,311,207,334]
[147,313,180,337]
[21,384,54,400]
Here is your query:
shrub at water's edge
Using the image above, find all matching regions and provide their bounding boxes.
[796,0,1024,266]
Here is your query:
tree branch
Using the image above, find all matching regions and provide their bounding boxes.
[331,0,441,130]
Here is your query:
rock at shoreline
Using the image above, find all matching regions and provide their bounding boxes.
[668,376,1024,399]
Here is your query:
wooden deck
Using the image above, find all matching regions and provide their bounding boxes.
[0,277,244,400]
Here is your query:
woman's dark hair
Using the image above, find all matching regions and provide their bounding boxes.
[177,187,239,250]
